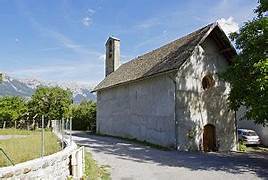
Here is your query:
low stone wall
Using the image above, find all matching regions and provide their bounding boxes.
[0,126,84,180]
[0,143,77,179]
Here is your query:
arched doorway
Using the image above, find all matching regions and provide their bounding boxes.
[203,124,216,152]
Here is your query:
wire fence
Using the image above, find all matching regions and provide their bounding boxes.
[0,116,73,166]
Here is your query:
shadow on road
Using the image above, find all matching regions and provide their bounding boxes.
[72,132,268,179]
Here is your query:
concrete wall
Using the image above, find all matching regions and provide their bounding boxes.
[237,107,268,146]
[97,74,176,148]
[175,37,237,151]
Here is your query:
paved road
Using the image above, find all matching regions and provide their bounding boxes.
[71,132,268,180]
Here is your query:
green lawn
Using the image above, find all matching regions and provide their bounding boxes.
[0,129,61,167]
[84,151,110,180]
[0,128,32,135]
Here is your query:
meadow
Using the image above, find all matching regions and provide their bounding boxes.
[0,128,61,167]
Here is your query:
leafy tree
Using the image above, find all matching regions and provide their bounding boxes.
[0,73,3,83]
[0,96,28,127]
[70,100,96,131]
[28,86,73,126]
[222,0,268,126]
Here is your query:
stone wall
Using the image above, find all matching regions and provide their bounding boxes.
[0,126,83,179]
[97,74,176,148]
[0,144,77,179]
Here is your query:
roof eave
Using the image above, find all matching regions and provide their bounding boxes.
[92,68,178,92]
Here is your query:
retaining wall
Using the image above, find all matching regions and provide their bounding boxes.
[0,126,83,179]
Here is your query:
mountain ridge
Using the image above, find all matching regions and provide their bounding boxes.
[0,73,96,103]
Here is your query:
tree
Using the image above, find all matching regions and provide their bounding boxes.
[28,86,73,126]
[70,100,96,131]
[222,0,268,126]
[0,73,3,83]
[0,96,28,127]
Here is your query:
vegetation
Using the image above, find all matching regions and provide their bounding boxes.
[69,101,96,131]
[0,96,28,128]
[238,141,247,152]
[28,86,73,126]
[0,128,31,135]
[83,151,110,180]
[0,129,61,167]
[0,86,96,130]
[221,0,268,126]
[247,146,268,153]
[0,73,3,83]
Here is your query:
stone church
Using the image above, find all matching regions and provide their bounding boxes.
[93,22,237,152]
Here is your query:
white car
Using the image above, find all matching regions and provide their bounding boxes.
[238,129,261,145]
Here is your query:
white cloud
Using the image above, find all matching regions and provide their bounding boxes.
[82,16,92,27]
[212,0,255,24]
[45,30,101,56]
[98,54,106,61]
[217,17,239,35]
[9,61,103,85]
[39,47,62,52]
[135,18,161,29]
[87,8,96,15]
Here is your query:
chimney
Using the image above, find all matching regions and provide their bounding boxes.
[105,36,120,76]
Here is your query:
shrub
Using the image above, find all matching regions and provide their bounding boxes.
[238,141,247,152]
[70,101,96,131]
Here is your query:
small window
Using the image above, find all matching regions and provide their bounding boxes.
[202,74,215,90]
[108,40,113,58]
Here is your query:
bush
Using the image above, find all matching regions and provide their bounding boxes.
[238,141,247,152]
[70,101,96,131]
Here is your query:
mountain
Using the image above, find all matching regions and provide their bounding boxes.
[0,73,96,103]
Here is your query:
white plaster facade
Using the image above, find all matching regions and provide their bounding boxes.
[175,37,237,151]
[96,36,237,152]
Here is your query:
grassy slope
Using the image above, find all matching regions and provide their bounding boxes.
[84,151,110,180]
[0,129,61,167]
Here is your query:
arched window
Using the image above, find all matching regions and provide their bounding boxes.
[202,74,215,90]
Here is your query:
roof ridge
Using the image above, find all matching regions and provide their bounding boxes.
[123,22,215,66]
[93,22,233,92]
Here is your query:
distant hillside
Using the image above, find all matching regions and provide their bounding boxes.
[0,74,96,103]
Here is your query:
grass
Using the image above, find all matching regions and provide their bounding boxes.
[246,145,268,153]
[0,129,61,167]
[84,151,110,180]
[0,128,32,135]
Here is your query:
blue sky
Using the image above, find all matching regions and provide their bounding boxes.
[0,0,257,85]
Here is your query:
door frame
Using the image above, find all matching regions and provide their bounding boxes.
[203,124,217,152]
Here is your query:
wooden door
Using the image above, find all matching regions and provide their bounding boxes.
[203,124,216,152]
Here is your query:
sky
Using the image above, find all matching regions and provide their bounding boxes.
[0,0,257,86]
